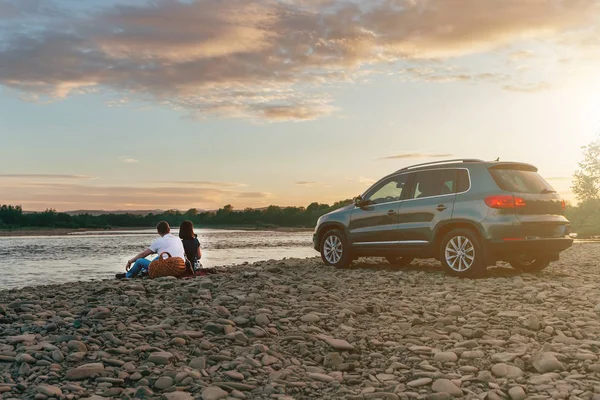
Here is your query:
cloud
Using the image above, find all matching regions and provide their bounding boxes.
[259,103,336,122]
[118,156,139,163]
[153,181,248,188]
[508,50,536,60]
[0,174,92,180]
[295,181,333,188]
[380,153,454,160]
[235,192,271,199]
[398,66,510,85]
[502,82,553,93]
[0,180,269,210]
[0,0,598,121]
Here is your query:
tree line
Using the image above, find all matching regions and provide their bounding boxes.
[0,201,354,231]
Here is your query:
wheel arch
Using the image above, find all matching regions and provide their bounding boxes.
[316,222,348,248]
[434,219,493,267]
[433,219,485,250]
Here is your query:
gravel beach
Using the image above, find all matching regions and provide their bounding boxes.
[1,242,600,400]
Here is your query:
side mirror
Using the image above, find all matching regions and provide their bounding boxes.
[354,196,364,207]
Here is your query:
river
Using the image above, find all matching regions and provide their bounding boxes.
[0,229,315,290]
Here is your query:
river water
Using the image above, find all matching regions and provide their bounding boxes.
[0,229,315,290]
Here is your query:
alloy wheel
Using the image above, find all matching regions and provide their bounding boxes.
[445,236,475,272]
[324,235,343,264]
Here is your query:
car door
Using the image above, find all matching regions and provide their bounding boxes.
[349,174,409,246]
[396,169,457,245]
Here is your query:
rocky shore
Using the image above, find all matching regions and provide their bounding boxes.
[1,242,600,400]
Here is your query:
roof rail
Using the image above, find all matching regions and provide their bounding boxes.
[397,158,485,172]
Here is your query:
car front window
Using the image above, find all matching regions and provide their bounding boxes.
[365,175,408,205]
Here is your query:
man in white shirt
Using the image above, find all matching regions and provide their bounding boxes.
[117,221,186,279]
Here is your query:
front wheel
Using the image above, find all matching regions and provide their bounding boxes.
[510,258,551,273]
[320,230,352,268]
[440,229,487,278]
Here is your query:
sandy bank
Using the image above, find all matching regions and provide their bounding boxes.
[1,243,600,399]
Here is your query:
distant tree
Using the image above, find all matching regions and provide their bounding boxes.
[185,208,199,217]
[572,136,600,202]
[307,202,322,212]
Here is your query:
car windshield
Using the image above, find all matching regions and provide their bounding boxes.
[490,168,556,194]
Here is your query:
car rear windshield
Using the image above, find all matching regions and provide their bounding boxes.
[489,168,556,194]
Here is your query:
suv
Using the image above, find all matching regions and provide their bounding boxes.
[313,159,573,277]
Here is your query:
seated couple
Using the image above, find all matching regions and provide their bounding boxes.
[116,220,202,279]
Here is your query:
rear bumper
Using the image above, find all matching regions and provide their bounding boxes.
[313,234,319,251]
[487,237,573,260]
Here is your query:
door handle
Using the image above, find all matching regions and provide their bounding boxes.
[387,210,397,216]
[437,205,448,211]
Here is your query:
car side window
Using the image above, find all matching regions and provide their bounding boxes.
[408,170,455,200]
[440,170,456,195]
[456,169,470,193]
[364,175,409,205]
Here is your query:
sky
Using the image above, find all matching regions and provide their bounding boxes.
[0,0,599,212]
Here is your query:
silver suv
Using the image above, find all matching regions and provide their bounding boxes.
[313,159,573,277]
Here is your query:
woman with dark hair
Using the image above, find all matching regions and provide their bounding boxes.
[179,220,202,272]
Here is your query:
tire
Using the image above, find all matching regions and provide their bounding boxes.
[386,256,415,267]
[510,258,551,273]
[439,229,487,278]
[320,229,352,268]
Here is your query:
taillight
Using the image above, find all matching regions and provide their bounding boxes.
[561,199,566,211]
[485,195,526,209]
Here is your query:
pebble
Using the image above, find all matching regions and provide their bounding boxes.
[526,315,541,331]
[66,364,105,380]
[202,386,228,400]
[189,356,206,370]
[532,353,565,373]
[433,352,458,363]
[322,337,355,351]
[51,350,64,362]
[154,376,174,390]
[307,372,334,383]
[37,385,62,397]
[300,313,320,323]
[461,351,485,359]
[16,353,36,364]
[254,314,270,326]
[224,371,245,381]
[491,363,524,379]
[148,351,173,365]
[408,378,433,387]
[508,386,527,400]
[432,379,463,397]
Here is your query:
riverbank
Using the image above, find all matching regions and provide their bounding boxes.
[1,242,600,400]
[0,226,313,237]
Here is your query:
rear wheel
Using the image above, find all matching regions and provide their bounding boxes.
[510,257,552,273]
[440,229,487,278]
[320,230,352,268]
[386,256,415,267]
